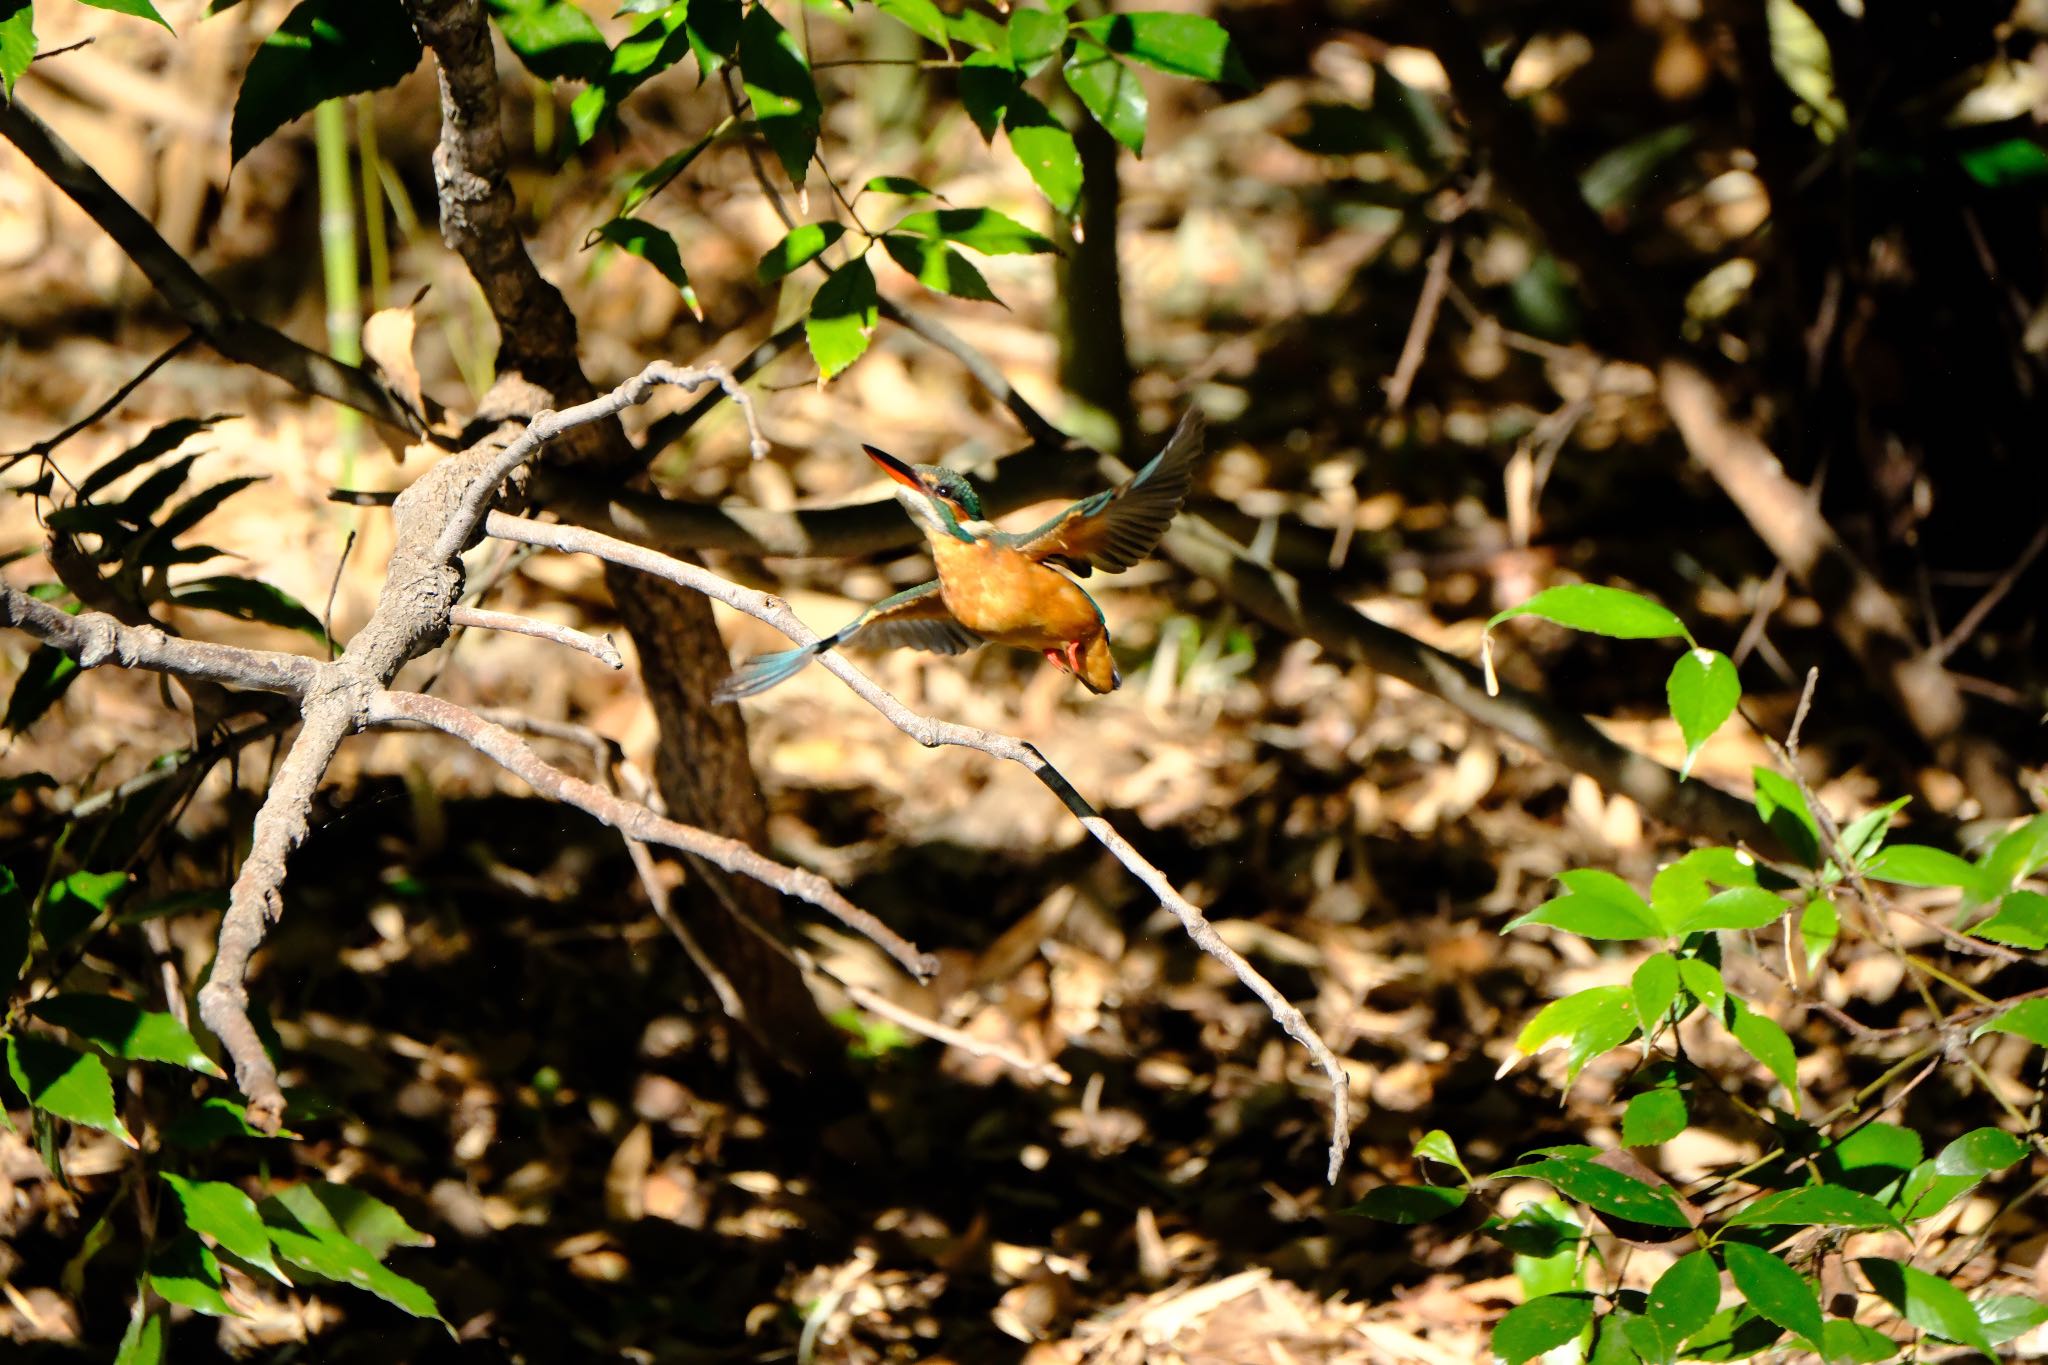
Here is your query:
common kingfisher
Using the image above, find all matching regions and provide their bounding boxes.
[714,408,1206,701]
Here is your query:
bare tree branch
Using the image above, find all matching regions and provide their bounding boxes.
[2,585,321,696]
[482,510,1356,1181]
[0,100,421,433]
[449,606,623,668]
[370,690,939,982]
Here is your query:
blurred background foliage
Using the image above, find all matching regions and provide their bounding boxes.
[3,0,2047,1358]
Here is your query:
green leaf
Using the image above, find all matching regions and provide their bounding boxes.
[1621,1087,1687,1148]
[163,1173,288,1283]
[569,4,693,144]
[1343,1183,1466,1223]
[148,1230,234,1316]
[1974,997,2048,1048]
[1494,1293,1594,1365]
[1896,1159,1978,1222]
[1628,1249,1718,1364]
[757,220,847,282]
[1819,1318,1899,1363]
[1063,45,1146,153]
[298,1181,433,1258]
[1979,814,2048,893]
[163,1097,299,1147]
[1975,1295,2048,1347]
[618,127,721,215]
[1798,895,1838,972]
[1674,887,1786,936]
[1484,1201,1583,1260]
[805,256,878,381]
[1073,12,1247,84]
[863,175,934,197]
[592,217,701,317]
[260,1183,445,1323]
[1725,998,1800,1111]
[1958,136,2048,188]
[944,8,1005,53]
[1970,890,2048,950]
[1819,1121,1921,1191]
[1752,767,1822,869]
[114,1306,165,1365]
[1,0,35,102]
[1506,869,1662,941]
[1514,985,1639,1081]
[1681,1305,1783,1361]
[488,0,608,83]
[1723,1243,1822,1352]
[7,1035,134,1145]
[42,869,130,952]
[1490,1155,1691,1228]
[1677,957,1726,1019]
[138,476,265,563]
[1725,1185,1906,1235]
[169,576,326,642]
[1667,648,1740,779]
[879,234,1000,304]
[1932,1127,2028,1178]
[1863,845,1985,894]
[683,0,739,74]
[5,646,82,734]
[76,0,171,27]
[738,5,820,186]
[1857,1258,1996,1357]
[958,50,1017,140]
[894,207,1056,255]
[29,994,224,1076]
[230,0,422,164]
[1413,1129,1470,1181]
[874,0,948,49]
[1004,91,1081,213]
[1838,797,1910,866]
[1581,123,1694,213]
[1633,952,1681,1034]
[1,868,26,996]
[1006,6,1066,76]
[1488,584,1689,641]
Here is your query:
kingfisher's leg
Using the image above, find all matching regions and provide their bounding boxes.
[1064,640,1086,676]
[1043,648,1069,673]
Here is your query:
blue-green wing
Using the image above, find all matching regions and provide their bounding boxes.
[846,581,983,655]
[1010,407,1204,577]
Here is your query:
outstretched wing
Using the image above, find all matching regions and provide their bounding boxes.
[1011,407,1205,577]
[844,580,983,656]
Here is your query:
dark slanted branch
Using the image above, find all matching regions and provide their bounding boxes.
[0,101,420,434]
[482,511,1357,1182]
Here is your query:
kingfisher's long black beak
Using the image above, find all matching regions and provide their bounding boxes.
[862,444,927,495]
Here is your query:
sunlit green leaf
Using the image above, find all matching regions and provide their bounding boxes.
[1752,767,1821,869]
[29,994,224,1076]
[488,0,607,83]
[1489,584,1689,641]
[1004,91,1081,213]
[1343,1183,1466,1223]
[1,0,36,101]
[1974,997,2048,1048]
[148,1230,234,1316]
[1725,998,1800,1111]
[1493,1293,1594,1365]
[261,1184,445,1323]
[1006,6,1065,75]
[1858,1258,1995,1357]
[113,1306,165,1365]
[1969,890,2048,950]
[1626,1249,1717,1364]
[1514,985,1639,1080]
[805,256,878,380]
[875,0,948,49]
[163,1172,288,1283]
[879,234,1000,303]
[1413,1129,1470,1181]
[1507,869,1662,941]
[6,1035,135,1146]
[1725,1185,1906,1235]
[758,221,847,282]
[959,49,1017,140]
[863,175,935,197]
[1673,886,1786,936]
[1677,957,1726,1019]
[1490,1154,1691,1228]
[1724,1243,1821,1352]
[1976,1295,2048,1347]
[894,207,1056,255]
[1863,845,1985,894]
[1621,1087,1687,1148]
[1667,648,1739,779]
[1819,1318,1899,1363]
[1932,1127,2027,1178]
[1064,45,1146,153]
[1073,12,1247,84]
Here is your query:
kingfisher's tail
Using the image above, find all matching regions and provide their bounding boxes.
[712,641,831,702]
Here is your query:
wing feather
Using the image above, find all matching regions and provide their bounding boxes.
[845,580,983,656]
[1012,407,1204,576]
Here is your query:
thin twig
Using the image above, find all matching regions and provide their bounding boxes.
[1931,522,2048,665]
[1,333,194,470]
[1384,232,1454,412]
[484,510,1355,1180]
[322,528,357,660]
[842,981,1071,1087]
[448,605,624,668]
[372,689,938,982]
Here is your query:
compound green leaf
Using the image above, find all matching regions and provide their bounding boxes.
[230,0,422,164]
